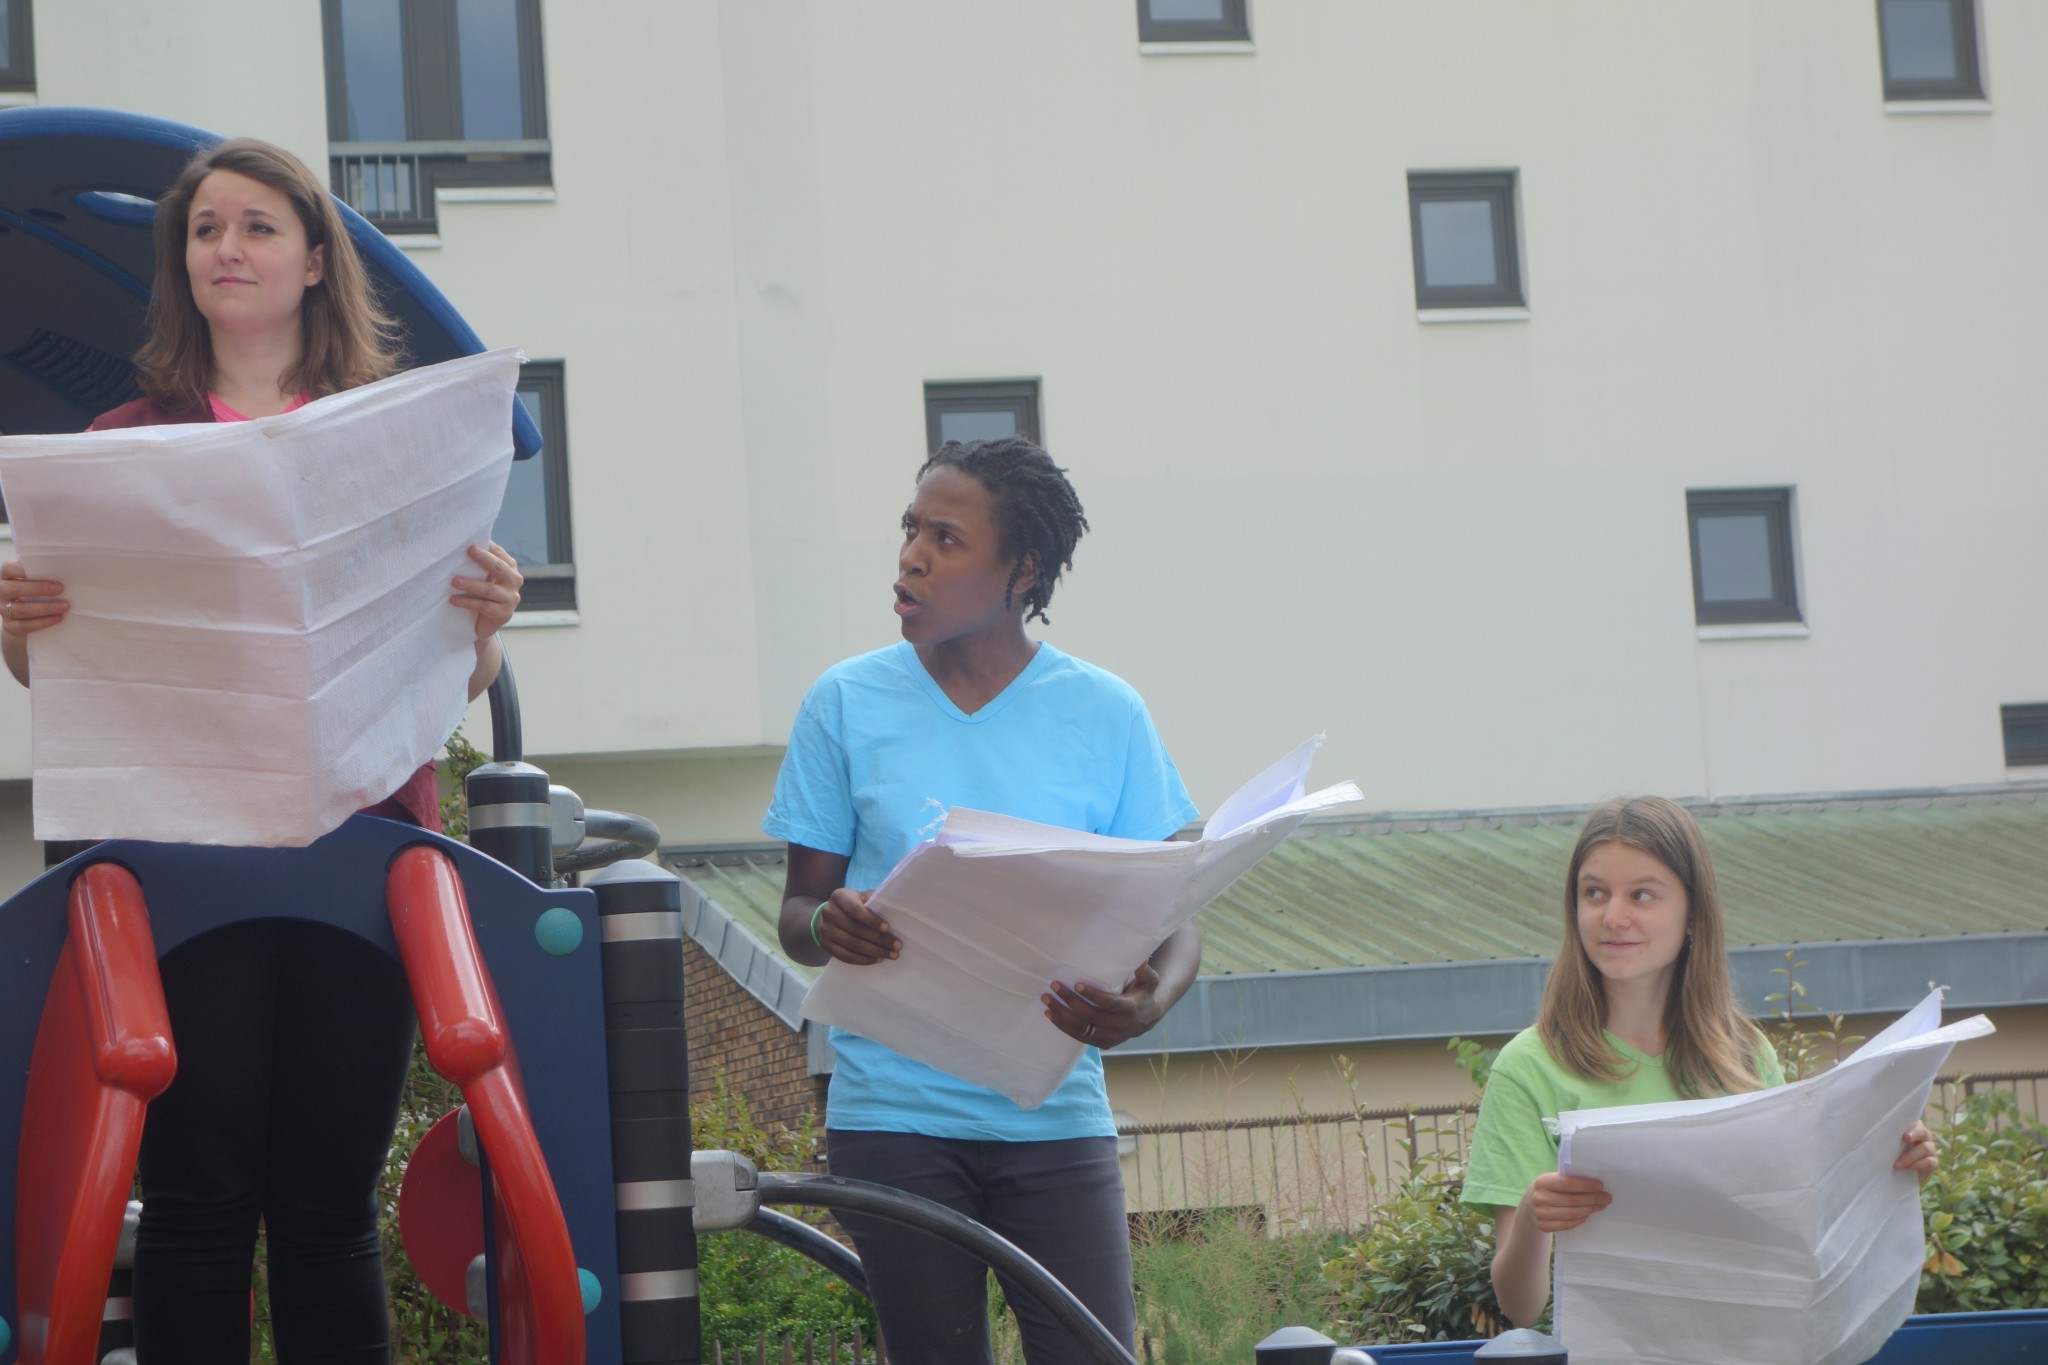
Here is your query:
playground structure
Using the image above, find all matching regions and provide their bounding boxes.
[0,716,1146,1365]
[1,103,2044,1365]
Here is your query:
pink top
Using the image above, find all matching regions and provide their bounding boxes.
[207,393,309,423]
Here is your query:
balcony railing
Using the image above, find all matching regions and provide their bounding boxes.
[329,140,551,235]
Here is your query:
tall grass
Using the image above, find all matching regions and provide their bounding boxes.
[1131,1212,1347,1364]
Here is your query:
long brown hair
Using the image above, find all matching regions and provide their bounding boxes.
[1536,796,1770,1099]
[135,138,400,409]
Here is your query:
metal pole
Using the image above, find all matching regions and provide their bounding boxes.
[465,760,553,885]
[588,858,700,1365]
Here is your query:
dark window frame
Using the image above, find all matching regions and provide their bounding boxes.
[1877,0,1983,101]
[1136,0,1250,44]
[2002,704,2048,767]
[1407,171,1525,310]
[321,0,551,232]
[506,360,575,612]
[923,380,1042,455]
[1686,487,1801,627]
[0,0,33,92]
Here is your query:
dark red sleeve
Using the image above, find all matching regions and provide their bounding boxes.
[359,764,445,834]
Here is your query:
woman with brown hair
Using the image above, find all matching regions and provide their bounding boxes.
[1461,796,1939,1329]
[0,137,521,1361]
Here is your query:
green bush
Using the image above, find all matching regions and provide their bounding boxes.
[1321,1153,1508,1345]
[690,1067,879,1354]
[1917,1088,2048,1313]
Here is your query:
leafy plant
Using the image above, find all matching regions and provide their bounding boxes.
[1917,1088,2048,1312]
[690,1067,877,1353]
[1447,1037,1499,1092]
[1760,950,1864,1082]
[1322,1135,1508,1344]
[437,726,489,841]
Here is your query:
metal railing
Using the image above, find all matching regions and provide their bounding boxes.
[1118,1102,1478,1236]
[333,151,424,227]
[1117,1069,2048,1235]
[327,139,551,234]
[1930,1068,2048,1131]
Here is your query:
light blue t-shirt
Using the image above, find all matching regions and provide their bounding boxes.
[764,640,1198,1141]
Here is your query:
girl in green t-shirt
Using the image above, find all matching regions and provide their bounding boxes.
[1464,795,1940,1328]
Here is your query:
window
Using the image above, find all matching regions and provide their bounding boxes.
[1686,488,1800,626]
[1136,0,1250,44]
[1407,172,1524,310]
[0,0,33,91]
[923,381,1041,454]
[497,361,574,611]
[321,0,551,232]
[1878,0,1982,100]
[2003,704,2048,767]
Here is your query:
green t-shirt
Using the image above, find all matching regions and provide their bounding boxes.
[1460,1026,1786,1212]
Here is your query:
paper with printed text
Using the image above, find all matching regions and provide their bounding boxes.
[1552,989,1992,1365]
[0,349,521,846]
[801,734,1363,1107]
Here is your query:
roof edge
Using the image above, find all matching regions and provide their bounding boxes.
[677,872,810,1032]
[1116,933,2048,1056]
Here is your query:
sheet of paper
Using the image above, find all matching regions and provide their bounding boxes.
[800,733,1363,1108]
[1551,990,1993,1365]
[0,349,521,847]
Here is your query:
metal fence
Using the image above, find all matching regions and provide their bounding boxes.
[1118,1101,1479,1235]
[1930,1068,2048,1131]
[1117,1069,2048,1236]
[331,152,425,227]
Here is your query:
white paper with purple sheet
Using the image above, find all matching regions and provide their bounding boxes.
[1551,990,1992,1365]
[800,734,1363,1108]
[0,349,520,847]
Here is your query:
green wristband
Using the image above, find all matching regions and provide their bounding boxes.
[809,901,829,946]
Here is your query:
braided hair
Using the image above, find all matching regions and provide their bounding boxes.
[917,437,1089,625]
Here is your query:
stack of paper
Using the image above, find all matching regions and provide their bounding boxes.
[0,349,521,847]
[1552,990,1992,1365]
[801,734,1363,1107]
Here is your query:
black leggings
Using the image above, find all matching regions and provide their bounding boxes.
[133,919,417,1364]
[826,1130,1136,1365]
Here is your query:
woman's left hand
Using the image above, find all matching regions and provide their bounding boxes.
[1042,961,1168,1050]
[1895,1120,1938,1185]
[451,542,523,636]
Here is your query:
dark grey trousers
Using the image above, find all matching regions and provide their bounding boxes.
[826,1129,1137,1365]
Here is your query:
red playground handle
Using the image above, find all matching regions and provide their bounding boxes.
[387,846,585,1365]
[16,862,176,1365]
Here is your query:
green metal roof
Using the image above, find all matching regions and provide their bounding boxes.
[669,790,2048,978]
[662,788,2048,1049]
[1198,793,2048,974]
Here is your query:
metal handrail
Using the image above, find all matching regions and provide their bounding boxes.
[756,1171,1140,1365]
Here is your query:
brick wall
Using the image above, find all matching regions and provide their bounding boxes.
[682,935,828,1142]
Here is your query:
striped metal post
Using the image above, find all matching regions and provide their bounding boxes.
[96,1199,141,1363]
[587,858,699,1365]
[464,760,554,886]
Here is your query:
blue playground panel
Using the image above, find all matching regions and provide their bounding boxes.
[1366,1309,2047,1363]
[0,817,624,1365]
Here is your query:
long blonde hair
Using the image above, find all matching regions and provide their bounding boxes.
[1537,796,1769,1099]
[135,138,400,410]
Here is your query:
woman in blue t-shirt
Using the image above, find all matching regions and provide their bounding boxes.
[765,437,1199,1364]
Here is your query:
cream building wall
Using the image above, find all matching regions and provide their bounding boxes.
[1,2,2044,880]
